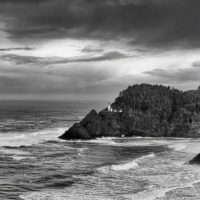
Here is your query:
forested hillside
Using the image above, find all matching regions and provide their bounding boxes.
[60,84,200,140]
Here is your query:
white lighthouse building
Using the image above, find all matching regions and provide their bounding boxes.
[107,102,123,113]
[108,102,113,112]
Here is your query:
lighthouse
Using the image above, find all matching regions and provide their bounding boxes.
[108,102,113,112]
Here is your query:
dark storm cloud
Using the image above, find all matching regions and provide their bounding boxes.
[0,47,33,52]
[1,0,200,49]
[71,51,131,62]
[0,54,43,65]
[144,64,200,83]
[81,46,104,53]
[0,51,131,65]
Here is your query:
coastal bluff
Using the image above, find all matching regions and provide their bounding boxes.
[59,84,200,140]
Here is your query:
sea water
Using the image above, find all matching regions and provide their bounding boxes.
[0,100,200,200]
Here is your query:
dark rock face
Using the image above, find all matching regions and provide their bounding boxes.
[59,110,97,140]
[59,109,122,139]
[189,153,200,165]
[59,84,200,140]
[80,109,97,126]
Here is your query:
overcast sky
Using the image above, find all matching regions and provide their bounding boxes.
[0,0,200,100]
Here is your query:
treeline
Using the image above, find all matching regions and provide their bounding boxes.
[112,84,200,123]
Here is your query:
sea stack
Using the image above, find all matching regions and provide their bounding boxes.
[59,83,200,140]
[189,153,200,165]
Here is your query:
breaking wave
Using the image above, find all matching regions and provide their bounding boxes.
[168,143,186,151]
[98,153,155,173]
[0,127,67,148]
[0,127,67,160]
[19,191,66,200]
[111,153,155,171]
[132,178,200,200]
[111,160,139,171]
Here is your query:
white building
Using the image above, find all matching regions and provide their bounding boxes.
[108,102,113,112]
[107,103,123,113]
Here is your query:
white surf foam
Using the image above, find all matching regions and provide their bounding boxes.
[105,138,169,148]
[111,160,139,171]
[0,127,67,148]
[132,178,200,200]
[62,137,117,145]
[0,147,31,160]
[87,137,117,145]
[77,147,88,157]
[12,155,32,161]
[98,153,155,173]
[166,138,200,154]
[168,143,186,151]
[79,147,88,152]
[87,137,168,147]
[111,153,155,171]
[19,190,110,200]
[131,187,171,200]
[63,136,169,148]
[19,191,66,200]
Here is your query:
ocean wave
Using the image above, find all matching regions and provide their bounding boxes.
[19,190,109,200]
[112,153,155,171]
[168,143,186,151]
[0,147,31,160]
[90,137,169,147]
[165,138,200,154]
[98,153,155,173]
[83,137,165,147]
[19,191,66,200]
[89,138,116,145]
[111,160,139,171]
[77,147,88,157]
[114,137,200,154]
[132,179,200,200]
[115,140,167,147]
[65,137,117,145]
[0,127,67,148]
[61,136,171,149]
[12,155,32,160]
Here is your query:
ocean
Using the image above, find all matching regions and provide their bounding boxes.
[1,100,200,200]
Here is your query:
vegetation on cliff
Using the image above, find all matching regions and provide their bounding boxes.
[59,84,200,140]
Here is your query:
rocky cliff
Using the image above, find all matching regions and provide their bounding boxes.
[59,84,200,140]
[189,153,200,165]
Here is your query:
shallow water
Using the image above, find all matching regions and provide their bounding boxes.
[0,100,200,200]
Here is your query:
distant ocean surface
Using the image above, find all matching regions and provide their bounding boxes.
[1,100,200,200]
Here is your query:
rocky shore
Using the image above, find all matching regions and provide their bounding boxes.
[189,153,200,165]
[59,83,200,140]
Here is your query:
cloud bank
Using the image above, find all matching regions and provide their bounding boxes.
[1,0,200,49]
[0,0,200,100]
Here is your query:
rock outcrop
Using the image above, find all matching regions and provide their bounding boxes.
[189,153,200,165]
[59,84,200,140]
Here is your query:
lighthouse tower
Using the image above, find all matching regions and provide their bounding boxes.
[108,102,113,112]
